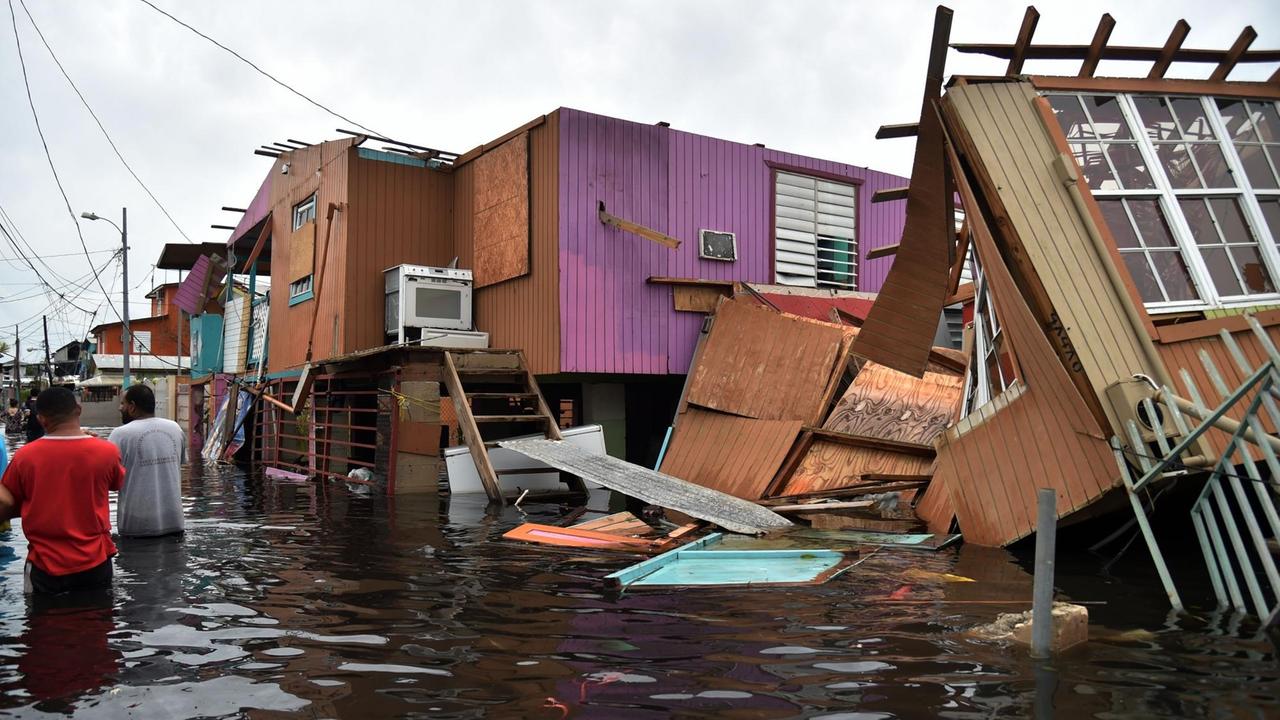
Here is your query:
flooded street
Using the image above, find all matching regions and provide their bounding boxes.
[0,444,1276,718]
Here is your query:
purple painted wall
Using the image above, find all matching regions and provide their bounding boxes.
[557,107,908,375]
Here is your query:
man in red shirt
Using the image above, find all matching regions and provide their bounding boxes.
[0,387,124,594]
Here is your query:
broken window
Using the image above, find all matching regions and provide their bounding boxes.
[1046,93,1280,312]
[961,250,1019,417]
[292,193,317,231]
[774,171,857,290]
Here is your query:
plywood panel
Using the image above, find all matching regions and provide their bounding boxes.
[823,363,962,444]
[472,134,530,288]
[456,113,560,373]
[782,441,935,496]
[659,407,803,500]
[672,285,725,313]
[287,222,316,283]
[686,296,845,424]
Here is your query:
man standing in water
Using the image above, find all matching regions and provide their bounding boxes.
[23,388,43,442]
[0,387,123,593]
[109,384,185,538]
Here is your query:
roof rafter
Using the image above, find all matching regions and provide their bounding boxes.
[1006,6,1040,76]
[1148,20,1191,79]
[1210,26,1258,82]
[1079,14,1116,78]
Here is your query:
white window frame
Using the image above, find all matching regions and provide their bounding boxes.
[773,171,858,290]
[292,193,317,231]
[1048,92,1280,314]
[961,251,1018,417]
[288,275,313,301]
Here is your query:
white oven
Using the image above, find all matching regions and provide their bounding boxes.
[385,264,473,338]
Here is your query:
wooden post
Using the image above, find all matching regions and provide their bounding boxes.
[1031,488,1058,658]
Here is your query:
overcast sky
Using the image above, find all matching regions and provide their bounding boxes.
[1,0,1276,357]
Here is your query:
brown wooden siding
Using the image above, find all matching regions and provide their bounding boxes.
[1157,325,1280,457]
[923,138,1117,547]
[267,139,356,373]
[343,153,455,354]
[453,112,560,374]
[945,82,1167,435]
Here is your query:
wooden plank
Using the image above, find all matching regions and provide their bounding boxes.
[1210,26,1258,82]
[871,187,909,203]
[1028,76,1280,101]
[954,42,1280,64]
[519,349,564,442]
[822,362,962,445]
[947,223,970,295]
[503,522,666,550]
[598,201,680,249]
[852,6,953,377]
[876,123,918,139]
[240,214,273,274]
[1148,20,1191,79]
[803,427,936,458]
[499,439,793,535]
[1155,309,1280,344]
[646,276,737,289]
[1006,6,1041,76]
[865,243,898,260]
[1079,14,1116,78]
[443,352,504,504]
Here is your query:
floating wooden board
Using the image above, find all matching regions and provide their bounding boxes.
[570,511,652,536]
[605,533,857,589]
[498,438,792,535]
[503,522,664,551]
[716,528,961,552]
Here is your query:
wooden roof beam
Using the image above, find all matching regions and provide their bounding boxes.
[1006,6,1040,76]
[866,243,899,260]
[1148,20,1191,79]
[1080,14,1115,78]
[598,201,680,249]
[1210,26,1258,82]
[876,122,918,139]
[953,44,1280,63]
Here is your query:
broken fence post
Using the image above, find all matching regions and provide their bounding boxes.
[1031,487,1057,659]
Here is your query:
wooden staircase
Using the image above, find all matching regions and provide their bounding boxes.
[442,349,582,504]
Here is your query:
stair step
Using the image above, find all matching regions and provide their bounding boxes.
[465,392,538,400]
[458,367,526,375]
[472,414,549,423]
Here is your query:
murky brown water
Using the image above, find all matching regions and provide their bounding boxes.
[0,436,1277,718]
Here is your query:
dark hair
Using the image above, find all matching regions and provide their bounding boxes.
[123,384,156,414]
[7,399,15,408]
[35,387,77,422]
[29,388,40,398]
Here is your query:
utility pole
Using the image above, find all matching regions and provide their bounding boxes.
[121,207,131,389]
[13,327,19,402]
[42,316,53,386]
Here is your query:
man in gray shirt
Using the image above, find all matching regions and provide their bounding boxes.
[108,384,186,537]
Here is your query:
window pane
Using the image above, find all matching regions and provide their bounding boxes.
[1106,143,1154,189]
[1259,198,1280,243]
[1082,95,1131,140]
[1171,98,1215,141]
[1133,96,1179,141]
[1098,199,1140,248]
[1255,101,1280,144]
[1191,144,1235,188]
[1047,95,1090,139]
[1236,143,1279,189]
[1129,199,1177,247]
[1179,198,1219,244]
[1231,246,1274,293]
[1200,247,1243,296]
[1150,250,1198,301]
[1216,99,1259,142]
[1122,252,1164,303]
[1156,143,1201,188]
[1070,143,1118,190]
[1209,197,1255,244]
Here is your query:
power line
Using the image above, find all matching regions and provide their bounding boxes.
[18,0,193,243]
[7,0,123,329]
[136,0,386,138]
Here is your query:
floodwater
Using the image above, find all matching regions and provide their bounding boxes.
[0,439,1277,718]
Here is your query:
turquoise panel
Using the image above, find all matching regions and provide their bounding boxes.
[629,549,843,586]
[356,147,427,168]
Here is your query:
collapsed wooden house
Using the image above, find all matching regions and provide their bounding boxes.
[849,6,1280,546]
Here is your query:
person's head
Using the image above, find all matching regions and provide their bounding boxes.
[119,384,156,424]
[8,399,15,408]
[28,388,40,401]
[35,387,79,433]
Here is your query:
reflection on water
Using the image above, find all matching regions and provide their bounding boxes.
[0,449,1276,718]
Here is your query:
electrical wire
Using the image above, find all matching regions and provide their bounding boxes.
[17,0,193,243]
[7,0,123,326]
[135,0,386,138]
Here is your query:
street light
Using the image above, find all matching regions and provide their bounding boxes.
[80,208,130,389]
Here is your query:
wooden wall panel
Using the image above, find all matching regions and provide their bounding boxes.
[454,113,560,374]
[685,297,845,424]
[945,81,1166,434]
[287,223,316,283]
[924,139,1117,547]
[267,138,356,373]
[343,151,454,354]
[658,408,803,499]
[472,134,530,287]
[783,441,935,496]
[823,363,962,444]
